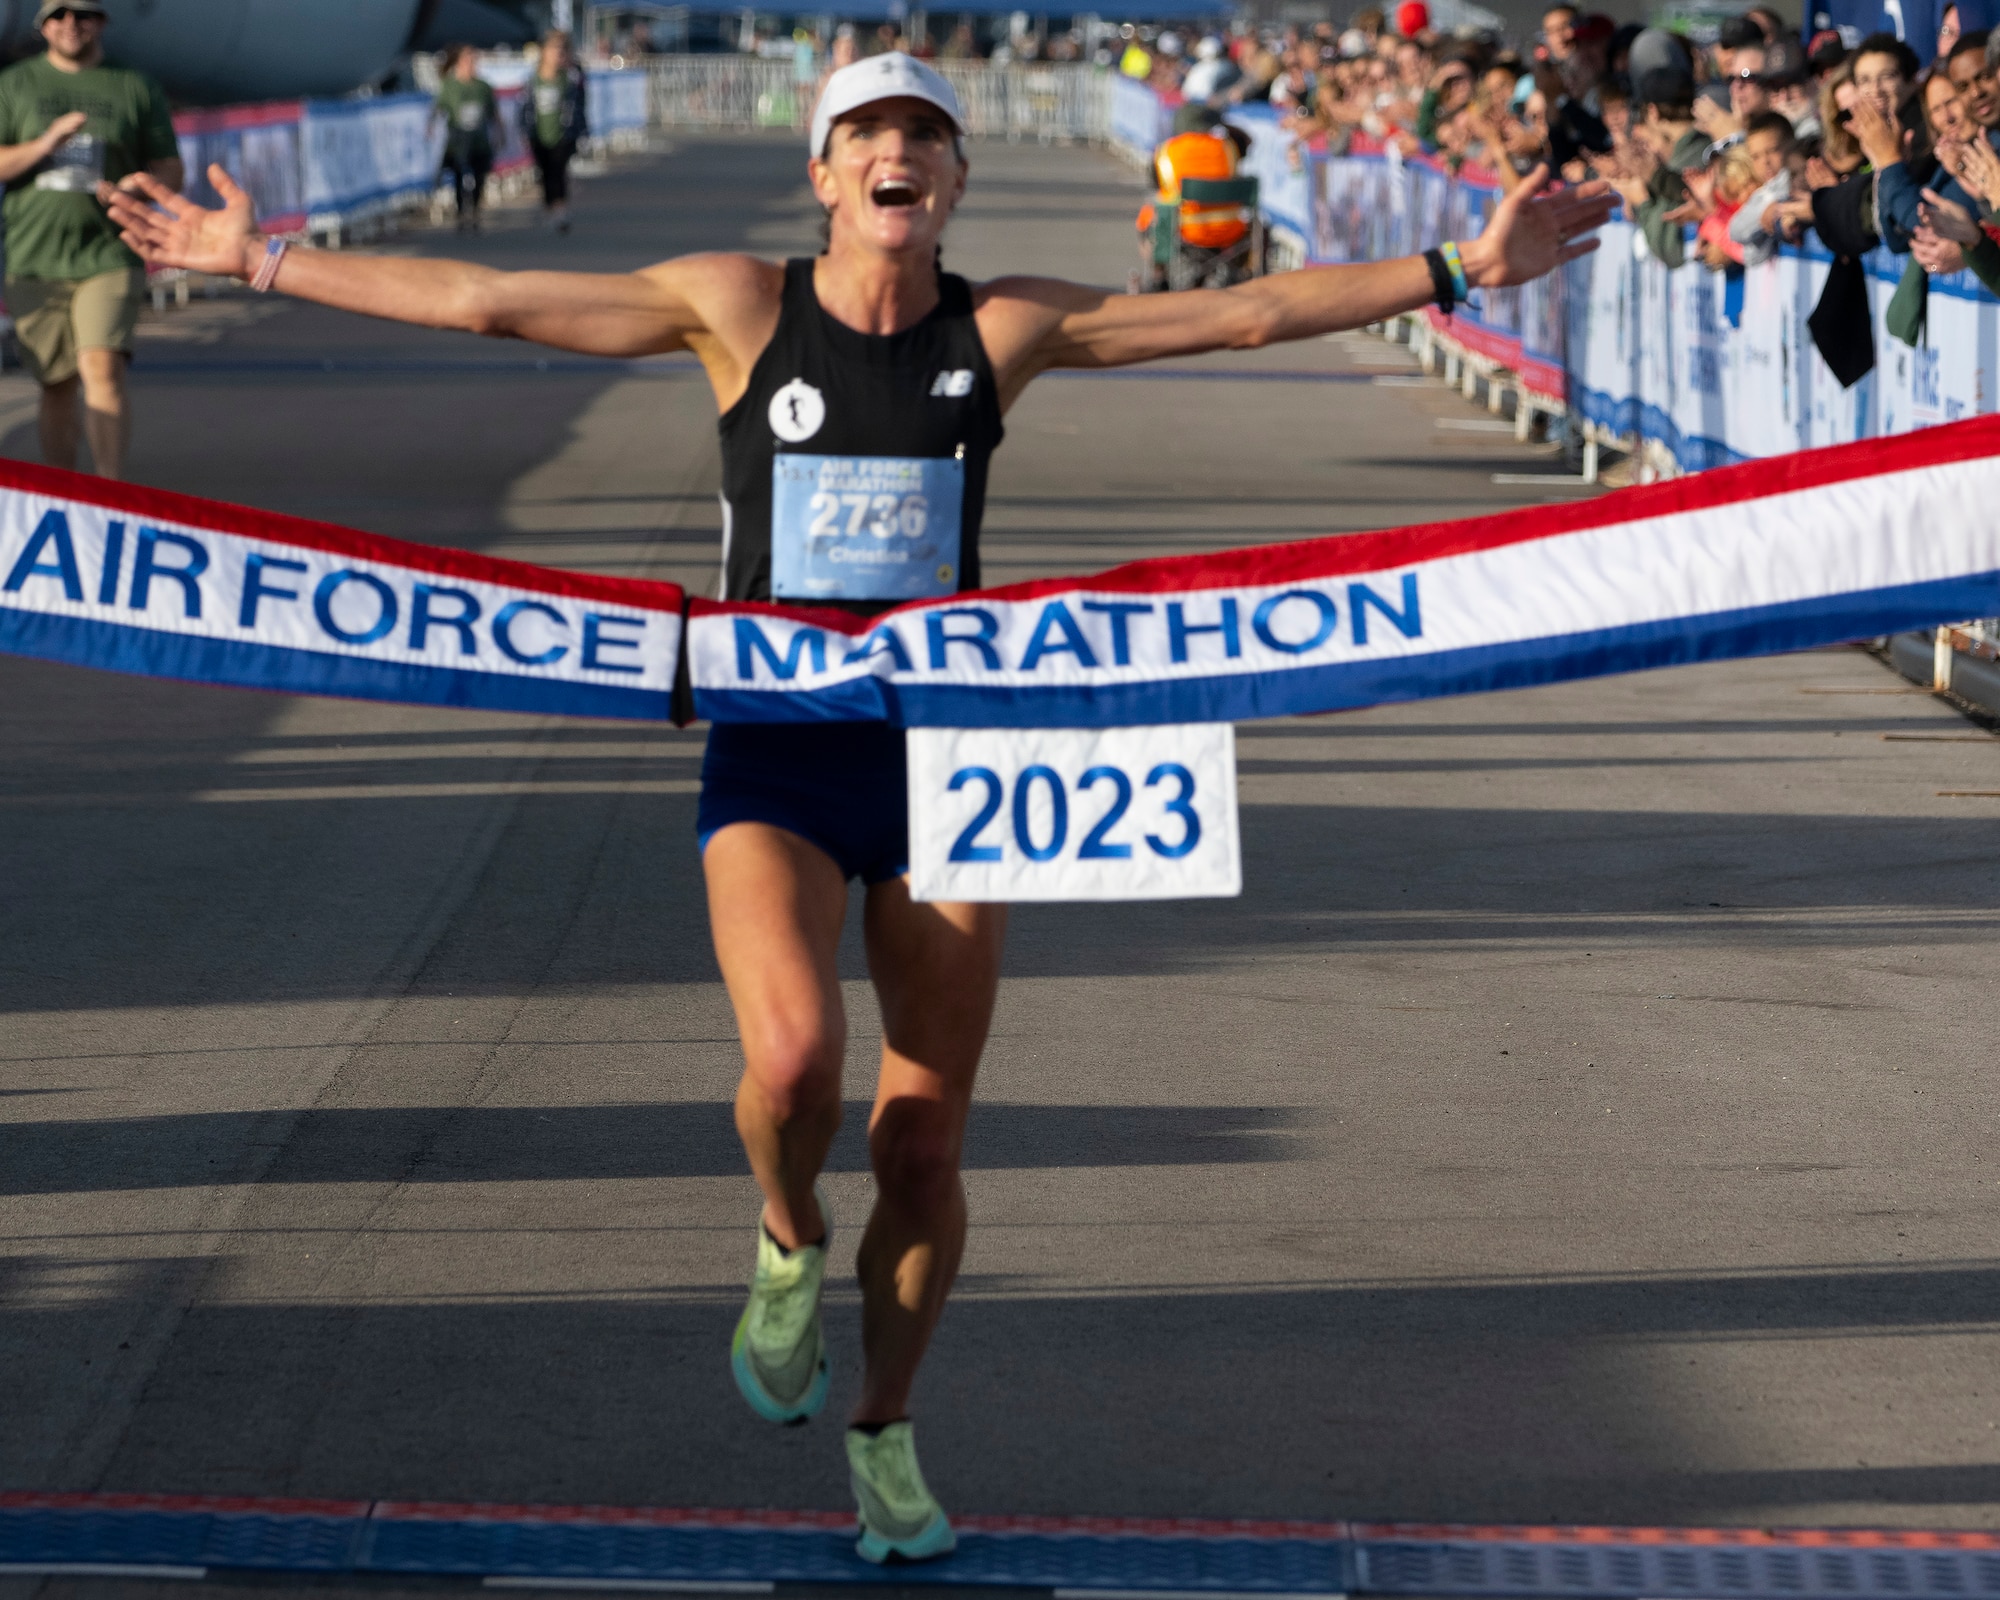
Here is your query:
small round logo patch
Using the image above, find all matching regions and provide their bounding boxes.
[769,379,825,443]
[936,564,954,584]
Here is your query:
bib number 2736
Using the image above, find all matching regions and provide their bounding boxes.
[907,725,1240,902]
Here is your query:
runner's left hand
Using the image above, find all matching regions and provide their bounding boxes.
[1457,164,1615,288]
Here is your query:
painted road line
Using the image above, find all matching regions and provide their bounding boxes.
[1053,1589,1346,1599]
[484,1578,775,1593]
[0,1563,208,1579]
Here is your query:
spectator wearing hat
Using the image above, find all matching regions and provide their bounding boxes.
[1695,140,1761,267]
[1395,0,1430,39]
[1726,42,1775,122]
[1745,6,1788,42]
[1713,15,1765,80]
[1626,27,1695,88]
[1565,14,1615,110]
[0,0,179,480]
[1759,36,1818,136]
[1182,35,1242,102]
[1601,66,1704,265]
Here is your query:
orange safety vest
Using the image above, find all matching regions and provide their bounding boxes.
[1151,130,1248,249]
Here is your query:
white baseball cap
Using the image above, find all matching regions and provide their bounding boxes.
[810,52,966,159]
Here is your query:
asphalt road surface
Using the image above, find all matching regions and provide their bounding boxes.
[6,134,2000,1600]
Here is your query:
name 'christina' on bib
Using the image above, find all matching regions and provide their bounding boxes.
[770,452,964,603]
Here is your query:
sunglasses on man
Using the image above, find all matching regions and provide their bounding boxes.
[43,7,105,20]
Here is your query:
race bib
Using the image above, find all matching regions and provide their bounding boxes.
[35,131,101,193]
[770,453,963,603]
[454,100,486,131]
[535,83,563,114]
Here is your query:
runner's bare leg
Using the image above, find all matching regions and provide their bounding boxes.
[854,883,1005,1424]
[706,823,848,1251]
[707,826,1005,1418]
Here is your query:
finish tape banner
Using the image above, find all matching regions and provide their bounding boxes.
[0,463,684,721]
[6,419,2000,727]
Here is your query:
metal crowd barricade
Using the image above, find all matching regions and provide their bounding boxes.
[646,55,805,131]
[644,56,1112,145]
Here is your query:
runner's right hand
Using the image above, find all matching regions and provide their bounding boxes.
[43,111,87,146]
[104,164,257,280]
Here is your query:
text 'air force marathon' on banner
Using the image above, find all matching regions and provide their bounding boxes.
[5,423,2000,731]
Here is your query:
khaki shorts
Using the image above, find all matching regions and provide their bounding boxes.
[8,267,144,386]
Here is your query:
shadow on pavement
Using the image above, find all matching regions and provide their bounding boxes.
[6,1256,1998,1523]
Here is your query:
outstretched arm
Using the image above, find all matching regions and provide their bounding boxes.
[981,166,1613,397]
[104,164,731,359]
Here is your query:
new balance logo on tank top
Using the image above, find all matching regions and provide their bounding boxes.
[718,258,1005,614]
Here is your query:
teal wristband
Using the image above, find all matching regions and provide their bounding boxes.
[1439,240,1470,303]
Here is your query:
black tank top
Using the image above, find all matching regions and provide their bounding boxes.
[716,257,1006,615]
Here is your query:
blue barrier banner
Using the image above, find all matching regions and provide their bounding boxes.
[1109,74,1172,161]
[173,102,307,235]
[301,93,440,220]
[587,69,650,136]
[1562,215,1999,470]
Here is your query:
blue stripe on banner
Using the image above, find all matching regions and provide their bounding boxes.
[693,571,2000,729]
[12,1492,2000,1597]
[0,606,673,723]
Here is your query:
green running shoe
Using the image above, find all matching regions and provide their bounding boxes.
[847,1421,956,1564]
[729,1188,831,1425]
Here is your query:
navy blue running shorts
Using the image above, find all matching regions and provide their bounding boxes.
[697,721,909,884]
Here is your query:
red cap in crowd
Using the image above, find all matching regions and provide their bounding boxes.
[1396,0,1430,34]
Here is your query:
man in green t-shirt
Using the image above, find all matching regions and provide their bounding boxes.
[0,0,180,479]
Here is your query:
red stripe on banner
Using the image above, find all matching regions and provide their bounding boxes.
[373,1501,857,1530]
[0,458,687,614]
[372,1500,1344,1540]
[372,1504,1344,1544]
[1421,306,1517,368]
[1356,1523,2000,1550]
[955,1513,1349,1540]
[0,1490,371,1517]
[1419,309,1565,402]
[692,410,2000,626]
[172,100,304,135]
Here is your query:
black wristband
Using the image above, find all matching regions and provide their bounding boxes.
[1423,246,1456,312]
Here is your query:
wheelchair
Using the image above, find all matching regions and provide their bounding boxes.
[1141,175,1264,291]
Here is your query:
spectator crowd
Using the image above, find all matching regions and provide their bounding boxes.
[1136,0,2000,383]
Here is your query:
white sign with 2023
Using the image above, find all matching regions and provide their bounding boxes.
[906,724,1241,903]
